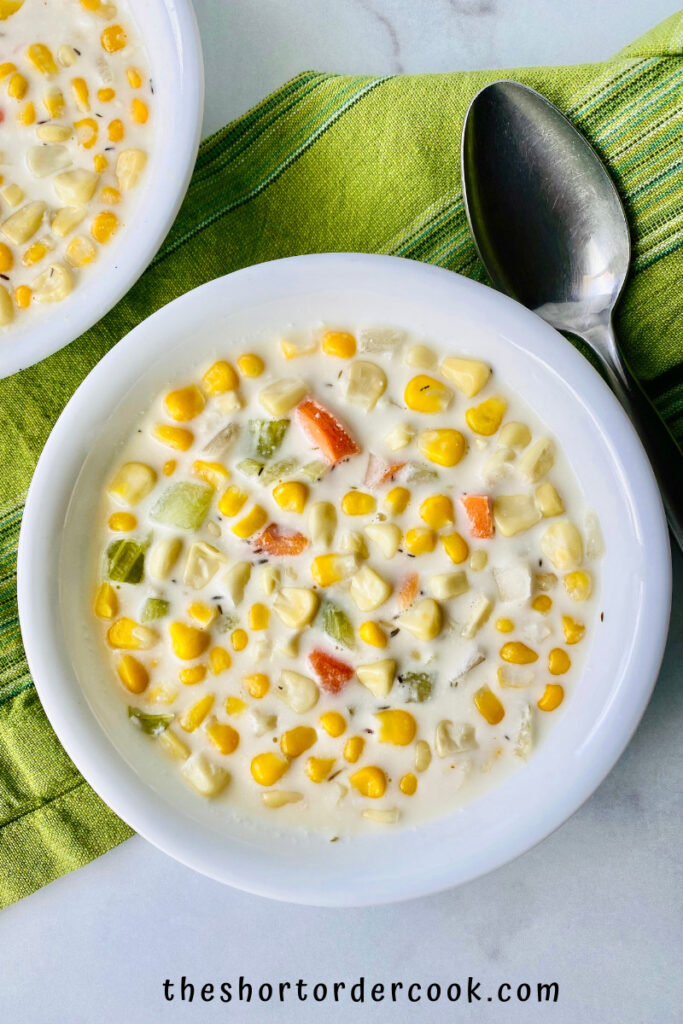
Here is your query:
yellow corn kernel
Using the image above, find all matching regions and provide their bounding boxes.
[14,284,31,308]
[94,155,108,173]
[206,721,239,755]
[100,185,121,205]
[248,603,269,631]
[17,101,35,125]
[107,617,158,651]
[359,620,387,649]
[342,490,376,516]
[180,694,214,732]
[404,374,453,413]
[231,628,248,652]
[384,486,410,515]
[562,615,585,645]
[538,683,564,712]
[0,63,16,80]
[232,505,267,539]
[0,242,13,272]
[399,773,418,796]
[26,43,57,76]
[218,485,248,517]
[153,424,194,450]
[7,72,28,99]
[310,553,357,587]
[237,353,264,378]
[94,581,118,619]
[187,601,218,628]
[273,480,308,514]
[405,527,436,555]
[243,672,269,699]
[90,210,118,244]
[108,118,124,142]
[97,87,115,103]
[418,428,467,467]
[71,77,90,112]
[251,752,288,786]
[164,384,205,422]
[163,460,176,476]
[192,459,228,490]
[563,570,592,602]
[65,234,97,267]
[319,711,346,738]
[280,725,316,758]
[306,756,335,783]
[42,86,65,117]
[57,44,78,67]
[21,241,47,267]
[442,532,469,565]
[126,66,143,88]
[75,117,98,148]
[108,511,136,531]
[148,684,178,706]
[474,685,505,725]
[496,617,514,633]
[225,696,247,716]
[375,709,417,746]
[350,765,386,798]
[179,665,207,686]
[419,494,454,530]
[116,654,148,694]
[209,646,231,675]
[548,648,571,676]
[202,359,238,395]
[465,397,507,436]
[101,24,127,52]
[169,621,210,661]
[343,736,365,763]
[321,329,356,359]
[500,641,538,665]
[130,97,148,123]
[532,594,553,614]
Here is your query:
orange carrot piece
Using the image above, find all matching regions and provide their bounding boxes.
[461,494,494,539]
[398,572,420,611]
[308,648,354,694]
[364,453,406,489]
[253,523,309,556]
[294,396,360,466]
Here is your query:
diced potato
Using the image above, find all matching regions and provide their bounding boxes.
[54,168,99,205]
[183,542,226,589]
[535,482,565,517]
[26,144,70,178]
[540,520,583,571]
[493,494,541,537]
[398,598,443,641]
[279,333,317,359]
[439,356,490,397]
[115,148,147,191]
[497,665,535,689]
[356,659,396,697]
[492,564,532,604]
[481,447,515,484]
[364,522,401,559]
[276,670,319,713]
[460,593,493,638]
[343,360,387,411]
[384,422,415,451]
[349,566,392,612]
[340,530,368,560]
[148,538,182,580]
[517,437,554,483]
[181,753,230,797]
[404,344,436,369]
[223,561,252,606]
[435,720,477,757]
[429,571,468,600]
[258,377,307,416]
[498,421,531,449]
[259,564,280,596]
[51,205,86,237]
[1,201,46,244]
[108,461,157,506]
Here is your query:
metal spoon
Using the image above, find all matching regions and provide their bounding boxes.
[461,80,682,551]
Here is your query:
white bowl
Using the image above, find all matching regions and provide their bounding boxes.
[0,0,203,379]
[18,254,671,906]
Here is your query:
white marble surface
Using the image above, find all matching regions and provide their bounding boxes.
[2,2,682,1022]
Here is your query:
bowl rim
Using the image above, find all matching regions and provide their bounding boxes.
[17,254,672,905]
[0,0,204,379]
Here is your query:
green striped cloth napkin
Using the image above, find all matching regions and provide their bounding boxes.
[1,14,682,909]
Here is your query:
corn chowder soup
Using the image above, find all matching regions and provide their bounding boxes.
[92,326,603,833]
[0,0,150,328]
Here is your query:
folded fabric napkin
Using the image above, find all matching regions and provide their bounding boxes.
[1,13,682,909]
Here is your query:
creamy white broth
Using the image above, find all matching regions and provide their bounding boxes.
[92,325,602,834]
[0,0,151,328]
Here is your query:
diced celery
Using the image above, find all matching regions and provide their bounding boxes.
[141,597,170,622]
[400,462,439,484]
[236,458,265,478]
[320,600,355,650]
[249,418,289,458]
[106,539,145,583]
[127,706,174,735]
[203,422,240,457]
[260,457,299,485]
[398,671,434,703]
[150,482,213,530]
[216,611,240,632]
[300,460,328,482]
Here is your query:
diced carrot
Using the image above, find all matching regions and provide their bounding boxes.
[461,494,494,539]
[294,396,360,466]
[364,453,406,489]
[253,523,309,556]
[308,648,354,694]
[398,572,420,611]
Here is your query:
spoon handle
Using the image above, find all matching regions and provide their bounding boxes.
[585,321,682,553]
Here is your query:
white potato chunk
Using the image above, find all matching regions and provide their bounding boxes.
[181,754,230,797]
[517,437,555,483]
[460,593,493,638]
[493,564,532,604]
[493,494,541,537]
[343,360,387,411]
[184,542,226,590]
[222,561,252,606]
[540,520,583,571]
[258,377,307,416]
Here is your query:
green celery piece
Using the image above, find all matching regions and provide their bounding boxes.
[150,482,213,530]
[321,600,355,650]
[300,460,328,482]
[259,457,299,485]
[106,539,145,583]
[249,418,289,458]
[398,671,435,703]
[216,611,240,632]
[402,462,438,484]
[140,597,170,622]
[236,458,265,478]
[127,706,174,735]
